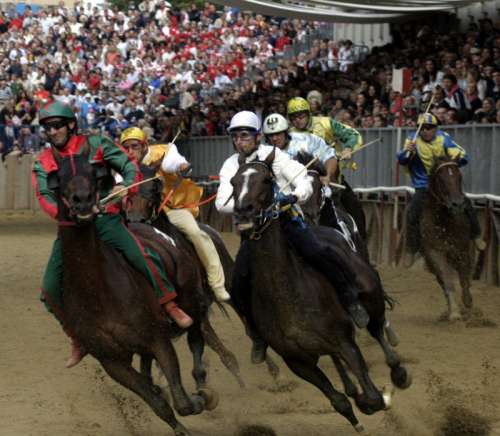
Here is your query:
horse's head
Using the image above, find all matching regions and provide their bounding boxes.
[295,151,325,225]
[429,156,465,213]
[230,148,276,234]
[126,165,162,223]
[54,150,99,224]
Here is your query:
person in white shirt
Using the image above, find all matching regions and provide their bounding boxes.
[216,111,369,364]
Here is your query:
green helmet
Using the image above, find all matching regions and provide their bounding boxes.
[39,101,76,124]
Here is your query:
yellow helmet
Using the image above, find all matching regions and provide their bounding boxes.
[418,113,438,126]
[287,97,311,116]
[120,127,146,145]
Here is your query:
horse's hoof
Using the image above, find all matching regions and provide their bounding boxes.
[198,387,219,411]
[189,394,205,415]
[354,423,365,433]
[391,366,412,389]
[448,313,462,322]
[382,385,395,410]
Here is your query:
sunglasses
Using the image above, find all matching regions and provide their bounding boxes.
[421,124,436,131]
[230,131,257,142]
[43,119,69,131]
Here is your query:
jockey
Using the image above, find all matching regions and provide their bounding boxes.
[262,112,337,184]
[119,127,230,302]
[287,97,367,240]
[33,101,193,369]
[397,113,485,267]
[216,111,369,364]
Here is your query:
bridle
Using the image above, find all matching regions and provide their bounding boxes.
[235,160,282,241]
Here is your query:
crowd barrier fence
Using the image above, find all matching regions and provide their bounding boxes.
[1,125,499,285]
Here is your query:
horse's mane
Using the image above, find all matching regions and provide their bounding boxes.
[295,151,326,176]
[430,155,454,175]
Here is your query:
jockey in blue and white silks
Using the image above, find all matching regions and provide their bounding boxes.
[262,113,337,181]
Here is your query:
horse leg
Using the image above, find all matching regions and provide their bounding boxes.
[367,318,411,390]
[459,264,473,309]
[200,317,246,388]
[337,336,386,415]
[187,324,207,389]
[152,337,205,417]
[99,358,191,436]
[283,356,363,432]
[140,354,154,385]
[331,354,359,398]
[426,249,461,321]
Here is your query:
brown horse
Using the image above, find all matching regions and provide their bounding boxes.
[126,165,281,380]
[420,156,474,321]
[230,148,411,432]
[53,151,227,436]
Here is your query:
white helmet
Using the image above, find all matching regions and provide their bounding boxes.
[263,113,289,135]
[228,111,260,132]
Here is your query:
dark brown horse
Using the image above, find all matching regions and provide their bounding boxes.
[53,151,230,436]
[295,152,400,347]
[420,156,474,321]
[230,148,411,432]
[127,165,281,380]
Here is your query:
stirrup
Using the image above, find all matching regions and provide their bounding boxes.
[474,237,486,251]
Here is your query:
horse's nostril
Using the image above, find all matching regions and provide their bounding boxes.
[72,194,80,203]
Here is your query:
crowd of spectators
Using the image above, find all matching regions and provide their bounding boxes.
[0,0,500,160]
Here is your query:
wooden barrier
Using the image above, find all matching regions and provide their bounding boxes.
[2,155,498,286]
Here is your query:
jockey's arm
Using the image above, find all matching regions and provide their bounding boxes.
[274,148,313,204]
[307,133,338,182]
[32,158,58,219]
[215,156,237,214]
[160,143,190,174]
[330,119,362,158]
[103,136,140,193]
[397,138,417,165]
[443,133,468,166]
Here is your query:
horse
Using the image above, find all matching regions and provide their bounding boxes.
[230,148,411,432]
[126,165,281,380]
[419,156,474,321]
[295,152,402,347]
[52,149,226,436]
[295,151,369,261]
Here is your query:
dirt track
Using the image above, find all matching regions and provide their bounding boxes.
[1,211,499,436]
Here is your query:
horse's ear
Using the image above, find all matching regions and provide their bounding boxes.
[264,147,276,167]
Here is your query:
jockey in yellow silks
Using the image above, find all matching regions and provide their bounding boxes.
[287,96,366,240]
[120,127,230,302]
[397,113,485,267]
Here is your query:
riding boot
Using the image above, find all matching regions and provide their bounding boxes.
[164,301,193,328]
[66,338,87,368]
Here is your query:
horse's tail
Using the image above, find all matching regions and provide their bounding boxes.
[200,317,245,388]
[212,300,231,318]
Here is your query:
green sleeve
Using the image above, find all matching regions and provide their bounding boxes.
[97,136,138,187]
[330,119,363,150]
[32,160,58,219]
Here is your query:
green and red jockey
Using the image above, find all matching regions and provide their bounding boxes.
[32,101,193,369]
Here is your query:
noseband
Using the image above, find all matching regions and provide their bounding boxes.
[236,160,281,240]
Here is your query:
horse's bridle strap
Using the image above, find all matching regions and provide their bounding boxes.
[434,161,458,173]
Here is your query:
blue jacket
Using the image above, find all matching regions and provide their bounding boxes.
[397,130,467,189]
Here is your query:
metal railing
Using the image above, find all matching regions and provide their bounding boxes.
[179,124,500,199]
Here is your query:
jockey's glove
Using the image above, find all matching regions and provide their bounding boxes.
[276,193,298,207]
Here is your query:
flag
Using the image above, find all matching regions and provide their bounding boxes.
[392,68,413,94]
